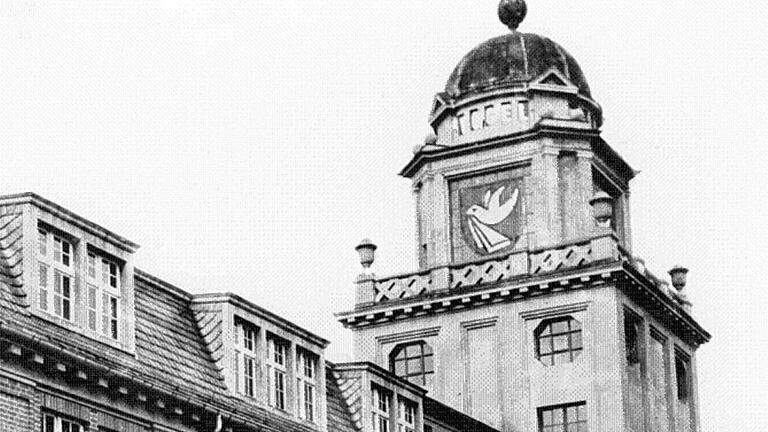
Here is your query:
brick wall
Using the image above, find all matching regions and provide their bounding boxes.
[0,372,40,432]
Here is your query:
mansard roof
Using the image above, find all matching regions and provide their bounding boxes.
[0,269,346,432]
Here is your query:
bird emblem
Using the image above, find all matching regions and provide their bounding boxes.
[465,185,519,254]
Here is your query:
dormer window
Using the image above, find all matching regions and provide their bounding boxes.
[37,228,75,321]
[235,319,259,398]
[87,251,121,340]
[372,386,391,432]
[297,348,318,422]
[397,398,416,432]
[267,333,289,410]
[53,236,71,267]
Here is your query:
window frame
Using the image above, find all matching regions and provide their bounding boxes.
[42,412,86,432]
[371,385,391,432]
[37,228,75,321]
[234,319,259,398]
[537,402,587,432]
[534,316,583,366]
[296,347,318,422]
[397,397,416,432]
[389,340,434,386]
[675,349,691,401]
[88,250,122,340]
[267,333,289,411]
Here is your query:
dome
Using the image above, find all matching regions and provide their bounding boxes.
[444,32,593,100]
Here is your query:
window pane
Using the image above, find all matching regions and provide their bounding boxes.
[553,335,569,352]
[567,406,578,421]
[407,358,422,374]
[394,360,406,376]
[423,344,433,355]
[570,319,582,331]
[542,410,553,425]
[424,355,434,372]
[552,320,568,334]
[568,424,578,432]
[551,408,563,425]
[539,324,551,336]
[577,422,588,432]
[539,338,552,354]
[405,344,421,358]
[577,404,587,420]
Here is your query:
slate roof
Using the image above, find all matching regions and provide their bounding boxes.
[0,269,353,432]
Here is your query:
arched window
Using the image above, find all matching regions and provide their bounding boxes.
[389,341,434,386]
[535,316,583,366]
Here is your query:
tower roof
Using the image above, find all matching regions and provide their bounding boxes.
[444,32,592,100]
[442,0,598,120]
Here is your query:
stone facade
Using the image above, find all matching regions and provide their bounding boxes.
[339,2,709,432]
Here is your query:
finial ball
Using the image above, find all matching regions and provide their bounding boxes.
[498,0,527,30]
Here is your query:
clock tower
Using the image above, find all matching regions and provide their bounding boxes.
[339,2,709,432]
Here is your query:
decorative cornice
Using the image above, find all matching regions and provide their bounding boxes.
[0,192,139,252]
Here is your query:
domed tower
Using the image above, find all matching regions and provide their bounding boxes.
[339,2,709,432]
[407,0,630,270]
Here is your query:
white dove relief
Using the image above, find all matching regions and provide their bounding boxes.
[465,186,519,254]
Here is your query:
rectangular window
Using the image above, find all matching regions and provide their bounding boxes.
[268,334,288,410]
[538,402,587,432]
[53,270,72,321]
[87,284,98,331]
[372,386,390,432]
[243,356,255,397]
[235,320,259,398]
[624,309,642,365]
[483,105,497,127]
[397,398,416,432]
[469,109,482,130]
[517,100,529,120]
[109,296,119,339]
[500,102,513,122]
[42,413,83,432]
[675,350,690,401]
[38,229,47,256]
[297,348,318,421]
[87,253,97,279]
[39,262,49,311]
[53,236,71,267]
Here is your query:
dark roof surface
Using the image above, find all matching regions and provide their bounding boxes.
[0,272,331,432]
[423,397,499,432]
[445,32,592,100]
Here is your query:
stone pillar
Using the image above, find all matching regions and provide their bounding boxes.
[575,149,595,238]
[432,173,450,266]
[541,142,561,247]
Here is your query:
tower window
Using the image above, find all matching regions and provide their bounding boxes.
[538,402,587,432]
[675,350,690,400]
[535,316,583,366]
[624,309,642,365]
[517,100,529,120]
[470,109,482,130]
[484,105,497,126]
[390,341,434,386]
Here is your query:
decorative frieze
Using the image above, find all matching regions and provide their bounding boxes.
[374,272,432,302]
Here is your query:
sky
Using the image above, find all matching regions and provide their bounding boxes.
[1,1,766,430]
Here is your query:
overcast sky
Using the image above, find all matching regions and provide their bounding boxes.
[1,1,766,430]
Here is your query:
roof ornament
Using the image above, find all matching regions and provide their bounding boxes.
[498,0,527,31]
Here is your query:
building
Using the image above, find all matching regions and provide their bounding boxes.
[0,1,708,432]
[337,1,710,432]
